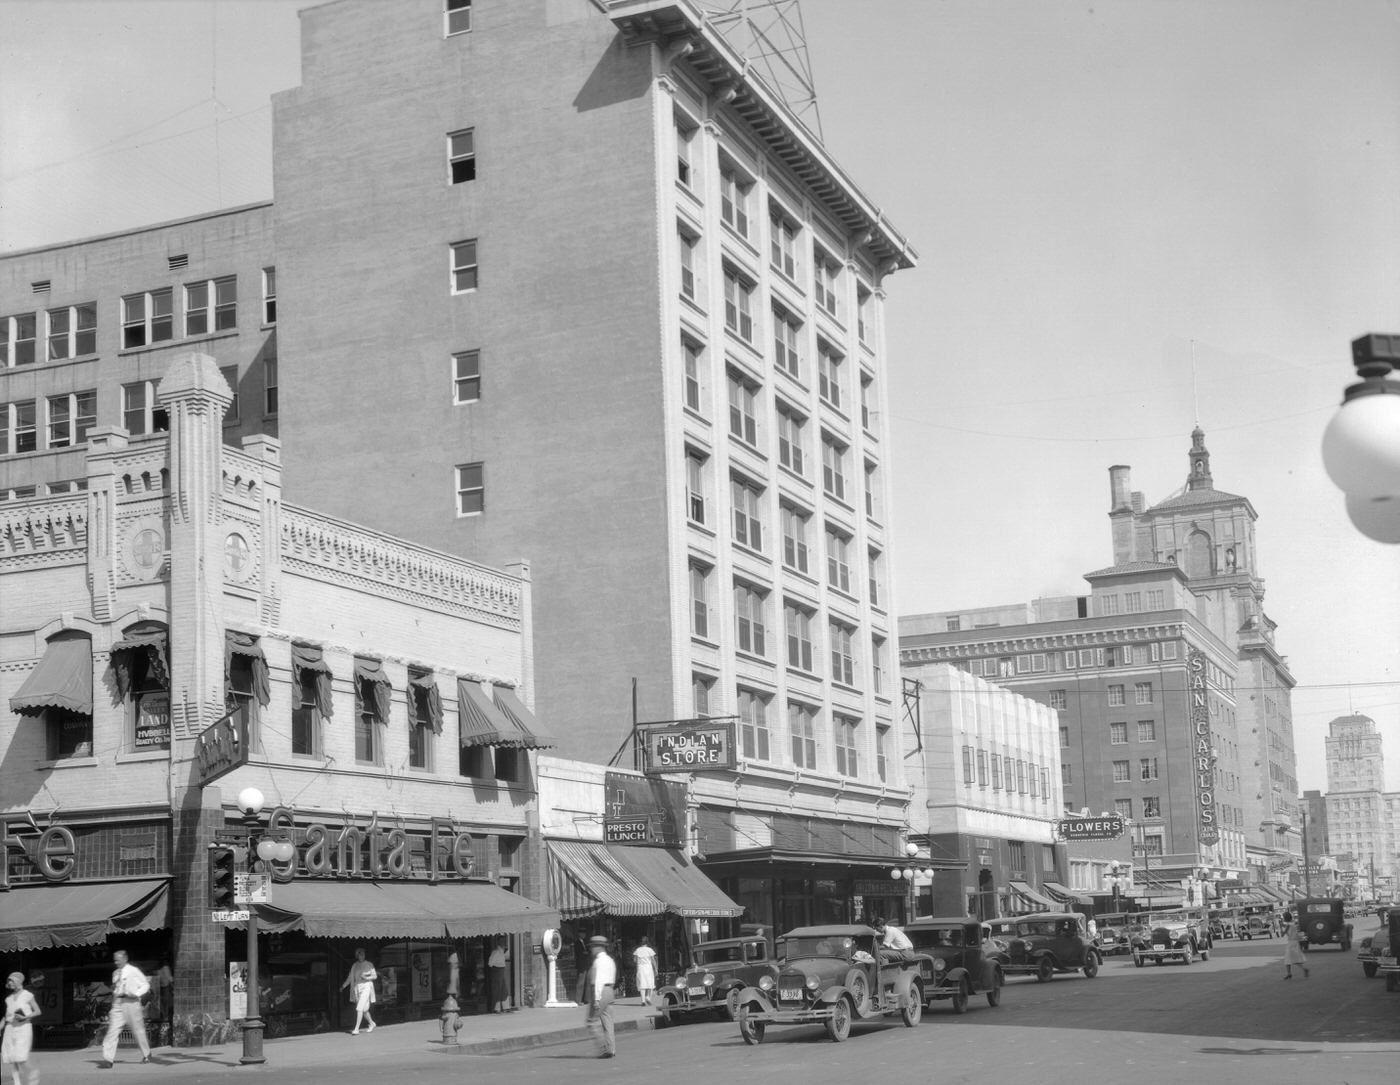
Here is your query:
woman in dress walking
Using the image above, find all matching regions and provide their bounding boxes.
[1281,911,1309,979]
[632,936,657,1005]
[339,947,378,1034]
[3,971,41,1085]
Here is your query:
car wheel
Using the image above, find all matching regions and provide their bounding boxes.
[1364,962,1379,978]
[1181,946,1193,965]
[825,996,853,1042]
[1036,957,1054,983]
[657,993,678,1027]
[950,979,969,1015]
[1082,952,1099,979]
[844,969,870,1012]
[723,987,742,1023]
[901,981,922,1027]
[1200,946,1210,961]
[738,1004,765,1046]
[986,969,1003,1007]
[1133,950,1145,968]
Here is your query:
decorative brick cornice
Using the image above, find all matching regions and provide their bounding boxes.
[0,497,87,559]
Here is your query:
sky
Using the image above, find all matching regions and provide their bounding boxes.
[3,0,1400,794]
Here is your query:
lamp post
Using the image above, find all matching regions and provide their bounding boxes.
[1194,866,1216,947]
[891,842,933,922]
[234,787,294,1066]
[1106,860,1130,914]
[1322,333,1400,541]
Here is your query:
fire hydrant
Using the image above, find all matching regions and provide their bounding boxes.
[440,994,463,1043]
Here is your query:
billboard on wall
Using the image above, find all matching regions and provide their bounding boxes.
[603,771,686,847]
[1187,648,1220,846]
[639,718,737,774]
[1057,815,1126,840]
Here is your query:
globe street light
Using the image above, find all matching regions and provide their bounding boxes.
[891,842,934,921]
[1322,334,1400,542]
[234,786,294,1066]
[1106,860,1131,913]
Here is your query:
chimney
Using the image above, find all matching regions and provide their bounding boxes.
[1109,466,1132,511]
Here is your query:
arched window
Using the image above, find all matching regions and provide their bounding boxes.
[1184,530,1214,578]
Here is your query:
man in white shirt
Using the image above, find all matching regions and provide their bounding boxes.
[583,935,617,1058]
[100,950,152,1068]
[874,918,914,961]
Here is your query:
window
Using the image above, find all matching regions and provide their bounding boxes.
[1107,684,1125,706]
[976,748,988,786]
[450,240,479,293]
[122,290,173,349]
[776,407,805,476]
[455,462,484,515]
[834,714,859,777]
[1061,763,1071,785]
[1,313,36,366]
[1142,834,1164,857]
[723,266,754,342]
[1112,760,1130,783]
[1,401,36,454]
[857,287,873,344]
[226,644,260,749]
[825,527,851,593]
[727,374,758,446]
[1124,591,1141,613]
[962,745,974,785]
[821,434,847,501]
[47,479,86,495]
[675,118,695,188]
[1162,641,1178,660]
[1140,757,1159,781]
[291,666,321,757]
[770,210,798,278]
[1049,690,1067,711]
[829,621,855,686]
[781,504,810,574]
[1114,798,1133,819]
[33,632,93,759]
[185,276,237,335]
[1135,682,1153,704]
[817,341,843,408]
[690,563,711,640]
[859,374,875,433]
[262,268,277,324]
[408,671,435,771]
[1143,796,1161,819]
[738,687,770,761]
[872,635,886,693]
[1137,720,1156,742]
[1018,760,1028,793]
[448,129,476,183]
[1110,722,1127,744]
[678,228,698,301]
[947,617,961,632]
[790,702,818,769]
[1008,841,1026,875]
[221,366,240,422]
[868,549,883,609]
[453,350,481,403]
[354,672,384,766]
[693,673,714,717]
[682,338,703,412]
[785,603,813,671]
[814,249,840,317]
[46,391,96,448]
[877,725,890,783]
[734,582,767,656]
[264,356,278,415]
[122,382,168,436]
[114,629,170,753]
[773,308,802,379]
[720,166,751,239]
[1147,589,1165,609]
[47,303,96,359]
[446,0,471,35]
[686,450,708,525]
[1059,725,1069,747]
[731,477,763,551]
[991,752,1003,789]
[1100,594,1120,616]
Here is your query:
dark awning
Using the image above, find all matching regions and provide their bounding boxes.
[0,879,169,952]
[290,643,334,718]
[611,846,743,918]
[109,630,168,698]
[1009,880,1058,911]
[545,840,664,918]
[698,847,965,872]
[225,630,271,706]
[458,679,519,747]
[409,671,443,734]
[354,657,391,722]
[253,880,557,940]
[1043,880,1095,906]
[493,687,556,749]
[10,632,93,715]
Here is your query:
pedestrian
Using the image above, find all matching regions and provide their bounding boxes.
[581,934,616,1059]
[488,937,509,1013]
[339,947,378,1034]
[632,936,657,1006]
[873,917,913,962]
[3,971,41,1085]
[1281,911,1309,979]
[99,950,151,1068]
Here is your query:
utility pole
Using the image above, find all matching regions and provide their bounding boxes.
[1301,807,1312,898]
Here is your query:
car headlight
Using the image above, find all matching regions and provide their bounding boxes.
[805,976,819,990]
[759,975,775,991]
[933,959,946,973]
[702,973,715,987]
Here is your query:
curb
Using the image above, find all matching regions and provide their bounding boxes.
[444,1013,658,1056]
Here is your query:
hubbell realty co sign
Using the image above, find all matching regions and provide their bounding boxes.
[1057,815,1126,841]
[1187,647,1220,846]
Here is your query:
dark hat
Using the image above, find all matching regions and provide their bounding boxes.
[588,935,610,947]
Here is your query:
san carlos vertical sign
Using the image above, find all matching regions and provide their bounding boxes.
[1187,648,1219,846]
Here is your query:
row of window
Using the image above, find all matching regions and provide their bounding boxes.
[1107,720,1158,743]
[1098,589,1166,615]
[693,677,889,782]
[1111,757,1161,782]
[964,642,1182,681]
[960,745,1052,802]
[1,272,275,367]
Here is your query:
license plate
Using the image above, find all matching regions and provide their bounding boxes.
[1154,944,1167,951]
[780,988,803,1001]
[687,986,706,996]
[1382,957,1397,966]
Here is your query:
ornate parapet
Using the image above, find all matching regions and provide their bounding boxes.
[0,496,87,567]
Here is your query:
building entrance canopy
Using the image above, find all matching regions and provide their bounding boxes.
[545,840,741,919]
[0,878,169,952]
[1009,880,1059,911]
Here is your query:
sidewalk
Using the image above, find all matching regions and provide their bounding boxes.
[31,998,663,1079]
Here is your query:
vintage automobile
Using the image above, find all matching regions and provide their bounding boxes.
[1131,913,1210,966]
[655,930,774,1024]
[1091,912,1131,955]
[1296,898,1354,950]
[734,925,932,1043]
[904,917,1005,1012]
[1239,913,1277,940]
[1372,910,1400,990]
[998,912,1101,981]
[1357,923,1390,979]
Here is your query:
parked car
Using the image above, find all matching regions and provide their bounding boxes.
[1239,913,1277,940]
[1376,910,1400,991]
[904,917,1005,1013]
[1296,898,1354,950]
[1131,913,1210,966]
[1093,912,1132,956]
[1357,923,1390,979]
[997,912,1101,981]
[655,930,774,1024]
[734,925,932,1043]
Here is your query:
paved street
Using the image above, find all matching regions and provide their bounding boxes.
[26,925,1400,1085]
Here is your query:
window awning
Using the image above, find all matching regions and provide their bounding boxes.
[225,630,271,707]
[493,687,556,749]
[1009,880,1059,911]
[458,679,520,748]
[545,840,665,918]
[610,845,743,918]
[354,657,391,722]
[10,632,93,716]
[253,879,557,940]
[290,643,334,718]
[109,630,168,698]
[0,879,169,952]
[1042,880,1095,906]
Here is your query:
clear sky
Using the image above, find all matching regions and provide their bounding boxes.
[4,0,1399,794]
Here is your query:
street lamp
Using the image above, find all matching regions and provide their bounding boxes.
[1322,334,1400,542]
[891,842,933,921]
[1194,866,1216,946]
[234,787,294,1066]
[1106,860,1131,913]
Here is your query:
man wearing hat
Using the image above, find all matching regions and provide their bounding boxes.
[582,935,617,1058]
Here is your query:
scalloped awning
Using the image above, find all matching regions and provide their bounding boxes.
[9,632,92,715]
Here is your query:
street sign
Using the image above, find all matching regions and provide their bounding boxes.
[234,872,271,904]
[195,713,250,788]
[211,909,251,923]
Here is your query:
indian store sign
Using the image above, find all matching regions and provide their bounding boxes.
[1188,648,1220,846]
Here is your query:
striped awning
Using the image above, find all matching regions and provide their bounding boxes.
[493,688,556,749]
[1043,880,1095,906]
[0,879,169,952]
[458,679,519,747]
[9,632,93,715]
[545,840,664,918]
[1009,880,1058,912]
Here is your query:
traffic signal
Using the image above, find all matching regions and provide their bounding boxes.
[209,845,237,909]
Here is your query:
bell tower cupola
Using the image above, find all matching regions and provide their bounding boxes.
[1187,426,1213,491]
